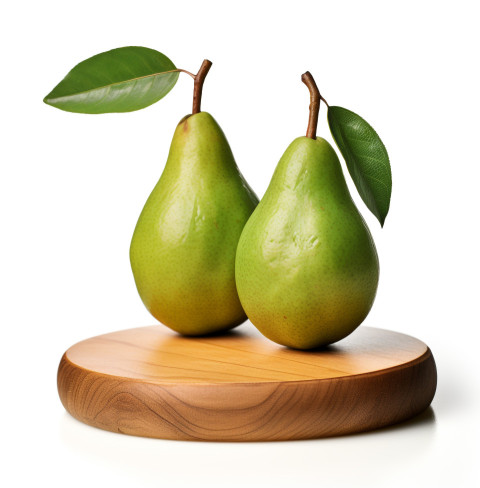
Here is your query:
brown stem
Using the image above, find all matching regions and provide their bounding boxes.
[192,59,212,114]
[301,71,321,139]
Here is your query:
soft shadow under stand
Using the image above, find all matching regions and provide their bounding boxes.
[57,325,436,441]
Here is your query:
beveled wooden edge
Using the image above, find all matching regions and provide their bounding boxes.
[58,346,437,442]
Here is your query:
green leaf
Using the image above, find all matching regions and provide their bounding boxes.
[44,46,179,114]
[327,106,392,226]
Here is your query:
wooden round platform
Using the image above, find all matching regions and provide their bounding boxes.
[58,325,436,441]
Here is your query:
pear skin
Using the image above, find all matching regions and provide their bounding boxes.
[130,112,258,335]
[235,136,379,349]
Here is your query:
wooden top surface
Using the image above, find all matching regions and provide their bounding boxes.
[65,324,428,385]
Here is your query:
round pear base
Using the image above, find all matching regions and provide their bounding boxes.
[58,325,436,441]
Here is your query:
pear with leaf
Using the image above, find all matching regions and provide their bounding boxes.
[235,72,391,349]
[44,48,258,335]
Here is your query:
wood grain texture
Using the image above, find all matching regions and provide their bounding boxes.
[58,325,437,441]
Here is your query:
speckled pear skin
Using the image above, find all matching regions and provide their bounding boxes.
[235,136,379,349]
[130,112,258,335]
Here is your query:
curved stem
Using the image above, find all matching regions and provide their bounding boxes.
[192,59,212,114]
[175,69,196,79]
[301,71,321,139]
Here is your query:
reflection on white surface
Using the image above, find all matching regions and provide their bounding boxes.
[59,408,442,488]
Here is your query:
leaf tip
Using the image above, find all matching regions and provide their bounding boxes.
[379,212,388,228]
[43,93,54,106]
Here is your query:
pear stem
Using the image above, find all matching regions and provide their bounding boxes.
[301,71,321,139]
[192,59,212,114]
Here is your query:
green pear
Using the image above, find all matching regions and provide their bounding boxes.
[130,112,258,335]
[235,136,379,349]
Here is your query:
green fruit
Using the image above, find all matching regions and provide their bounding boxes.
[130,112,258,335]
[235,136,379,349]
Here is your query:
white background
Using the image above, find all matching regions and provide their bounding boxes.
[1,0,479,486]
